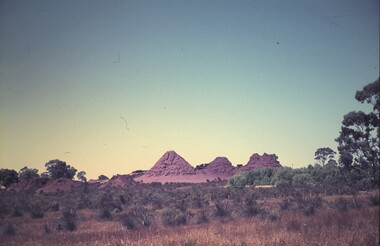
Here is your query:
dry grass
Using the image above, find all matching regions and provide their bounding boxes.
[1,198,378,246]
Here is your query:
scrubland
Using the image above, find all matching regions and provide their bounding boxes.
[1,182,378,246]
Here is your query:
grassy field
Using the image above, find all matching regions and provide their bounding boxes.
[1,186,379,246]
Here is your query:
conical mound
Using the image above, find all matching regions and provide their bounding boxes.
[204,157,235,175]
[240,153,282,172]
[146,150,195,176]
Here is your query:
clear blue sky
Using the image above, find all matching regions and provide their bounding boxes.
[0,0,378,179]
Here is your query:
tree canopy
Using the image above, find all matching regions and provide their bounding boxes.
[0,169,19,187]
[314,147,336,166]
[45,159,77,180]
[18,166,39,181]
[336,77,379,185]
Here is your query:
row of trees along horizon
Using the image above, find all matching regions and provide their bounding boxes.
[1,77,379,193]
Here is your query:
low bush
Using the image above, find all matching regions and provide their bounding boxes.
[120,206,154,229]
[161,208,187,226]
[196,210,209,224]
[334,198,348,213]
[260,209,280,221]
[368,194,380,206]
[30,202,44,219]
[213,201,231,218]
[12,206,23,217]
[121,213,137,230]
[62,208,77,231]
[50,202,59,211]
[242,196,261,217]
[3,223,16,236]
[43,223,51,234]
[99,208,112,221]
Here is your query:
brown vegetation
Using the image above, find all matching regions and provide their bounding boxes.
[0,183,378,246]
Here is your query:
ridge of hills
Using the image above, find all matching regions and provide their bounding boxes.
[6,150,282,193]
[134,150,282,183]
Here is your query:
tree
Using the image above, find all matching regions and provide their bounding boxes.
[18,167,39,181]
[45,159,77,179]
[245,168,275,186]
[77,171,87,182]
[0,169,19,187]
[336,77,379,185]
[228,173,247,188]
[314,147,336,166]
[292,173,314,188]
[98,175,109,181]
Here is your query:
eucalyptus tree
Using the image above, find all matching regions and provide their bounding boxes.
[336,77,379,185]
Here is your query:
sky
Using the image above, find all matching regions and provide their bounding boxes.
[0,0,379,179]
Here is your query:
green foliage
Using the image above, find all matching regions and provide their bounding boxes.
[18,166,39,181]
[314,147,336,166]
[228,168,277,188]
[292,173,314,188]
[228,173,247,188]
[45,159,77,180]
[77,171,87,182]
[214,201,231,218]
[161,208,187,226]
[121,206,154,229]
[0,169,18,187]
[270,167,294,190]
[98,175,109,180]
[336,78,379,186]
[245,168,276,186]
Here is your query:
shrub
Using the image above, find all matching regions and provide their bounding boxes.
[0,201,10,218]
[99,208,112,221]
[196,210,209,224]
[30,202,44,219]
[280,198,292,211]
[121,214,137,230]
[261,209,280,221]
[161,208,187,226]
[62,208,77,231]
[368,194,380,206]
[302,205,315,216]
[50,202,59,211]
[214,201,231,218]
[120,206,154,229]
[3,224,16,236]
[182,239,197,246]
[334,198,348,213]
[242,196,261,217]
[12,206,23,217]
[43,223,51,234]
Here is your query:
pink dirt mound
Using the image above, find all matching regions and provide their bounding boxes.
[135,151,197,183]
[145,150,195,177]
[135,150,283,183]
[36,178,82,194]
[7,178,49,192]
[195,157,235,180]
[238,153,282,172]
[100,174,136,188]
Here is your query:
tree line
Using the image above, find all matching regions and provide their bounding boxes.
[229,77,379,193]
